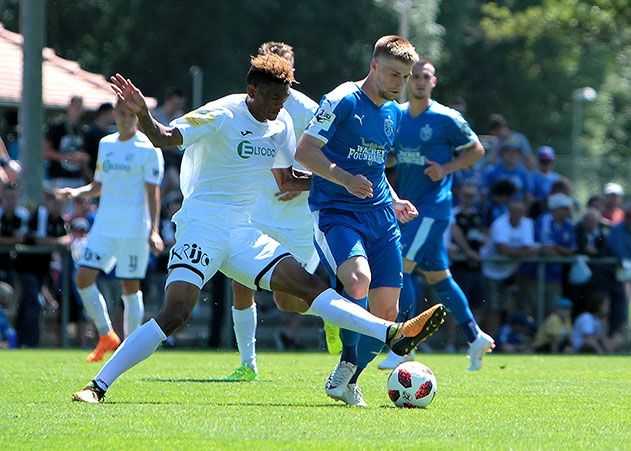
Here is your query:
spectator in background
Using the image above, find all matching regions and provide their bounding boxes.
[605,201,631,335]
[496,310,534,353]
[533,297,573,353]
[151,87,185,197]
[0,281,18,349]
[0,183,29,283]
[587,195,606,217]
[527,193,576,314]
[484,139,534,205]
[531,146,561,203]
[481,199,539,313]
[602,182,625,224]
[14,188,70,347]
[44,96,89,193]
[487,114,534,169]
[482,179,517,228]
[83,102,115,181]
[0,137,22,186]
[71,196,97,226]
[573,293,624,354]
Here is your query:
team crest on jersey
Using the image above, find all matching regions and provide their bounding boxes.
[384,115,394,137]
[125,153,134,162]
[420,124,433,141]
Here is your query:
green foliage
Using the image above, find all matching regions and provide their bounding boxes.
[1,351,630,449]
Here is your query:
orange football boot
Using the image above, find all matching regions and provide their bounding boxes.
[85,331,121,362]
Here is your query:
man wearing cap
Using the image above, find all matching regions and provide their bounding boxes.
[533,297,573,353]
[531,146,561,202]
[602,182,625,224]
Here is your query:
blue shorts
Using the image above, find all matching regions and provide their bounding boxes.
[400,216,449,272]
[313,205,403,289]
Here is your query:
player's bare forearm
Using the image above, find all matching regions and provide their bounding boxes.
[271,167,311,192]
[443,141,485,175]
[61,182,101,200]
[295,135,351,187]
[137,110,183,149]
[145,182,161,233]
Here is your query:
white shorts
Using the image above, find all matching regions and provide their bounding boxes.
[79,233,150,279]
[254,221,319,274]
[166,208,292,291]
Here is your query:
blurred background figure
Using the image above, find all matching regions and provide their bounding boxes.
[0,137,22,186]
[602,183,625,224]
[0,281,18,349]
[83,102,115,182]
[496,310,534,353]
[487,114,534,169]
[572,293,624,354]
[533,297,573,353]
[531,146,561,203]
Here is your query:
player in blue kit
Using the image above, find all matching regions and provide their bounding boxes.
[386,59,494,372]
[296,36,446,407]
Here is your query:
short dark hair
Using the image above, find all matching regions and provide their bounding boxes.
[257,41,294,61]
[372,35,418,64]
[247,53,295,86]
[164,87,185,101]
[488,113,508,131]
[491,179,518,197]
[95,102,113,116]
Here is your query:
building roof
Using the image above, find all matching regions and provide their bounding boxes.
[0,23,155,110]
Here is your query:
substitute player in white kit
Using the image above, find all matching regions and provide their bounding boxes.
[72,54,444,404]
[57,100,164,362]
[225,41,322,382]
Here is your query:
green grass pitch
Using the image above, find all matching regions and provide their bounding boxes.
[1,350,629,449]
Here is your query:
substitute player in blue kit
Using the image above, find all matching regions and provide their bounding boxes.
[385,59,494,372]
[296,36,446,407]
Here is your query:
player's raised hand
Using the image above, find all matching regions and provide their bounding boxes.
[110,73,148,114]
[424,159,448,182]
[344,174,373,199]
[393,199,418,223]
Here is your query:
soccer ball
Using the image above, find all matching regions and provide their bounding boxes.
[387,361,437,408]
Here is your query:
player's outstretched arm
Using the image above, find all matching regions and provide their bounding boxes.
[295,134,373,199]
[55,182,102,201]
[110,74,183,149]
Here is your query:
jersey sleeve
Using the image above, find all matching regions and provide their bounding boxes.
[144,147,165,185]
[170,106,225,150]
[272,114,296,169]
[303,93,353,144]
[93,140,104,183]
[446,111,479,152]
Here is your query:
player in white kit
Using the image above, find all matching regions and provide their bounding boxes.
[72,54,444,404]
[224,42,321,382]
[57,100,164,362]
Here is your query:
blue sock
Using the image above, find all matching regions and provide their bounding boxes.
[398,272,417,322]
[352,335,385,383]
[432,276,478,343]
[339,290,367,365]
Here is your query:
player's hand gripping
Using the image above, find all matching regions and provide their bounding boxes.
[393,200,418,223]
[344,174,373,199]
[424,159,448,182]
[110,73,148,114]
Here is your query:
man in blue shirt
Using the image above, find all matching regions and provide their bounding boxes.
[388,59,494,372]
[484,140,534,204]
[296,36,446,406]
[606,202,631,333]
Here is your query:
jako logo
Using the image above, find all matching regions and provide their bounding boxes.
[237,140,276,159]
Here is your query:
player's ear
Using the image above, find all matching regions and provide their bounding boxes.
[246,83,257,99]
[370,59,378,72]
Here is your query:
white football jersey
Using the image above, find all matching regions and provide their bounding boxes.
[91,132,164,237]
[171,94,294,216]
[250,88,318,231]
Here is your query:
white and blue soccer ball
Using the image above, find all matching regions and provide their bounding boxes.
[387,361,437,408]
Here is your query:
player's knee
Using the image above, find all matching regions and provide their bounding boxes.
[342,275,370,300]
[75,270,95,289]
[424,269,450,285]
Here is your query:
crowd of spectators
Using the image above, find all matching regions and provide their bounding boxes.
[0,97,629,355]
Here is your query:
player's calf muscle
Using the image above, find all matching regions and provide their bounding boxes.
[155,282,200,335]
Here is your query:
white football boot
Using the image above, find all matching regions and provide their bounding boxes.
[467,330,495,371]
[339,383,368,407]
[377,349,414,370]
[324,361,357,400]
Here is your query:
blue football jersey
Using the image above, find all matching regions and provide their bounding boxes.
[394,101,478,219]
[303,82,402,212]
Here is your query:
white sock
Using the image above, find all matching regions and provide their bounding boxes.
[232,305,257,372]
[78,284,112,336]
[122,291,144,337]
[307,288,392,342]
[94,318,166,391]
